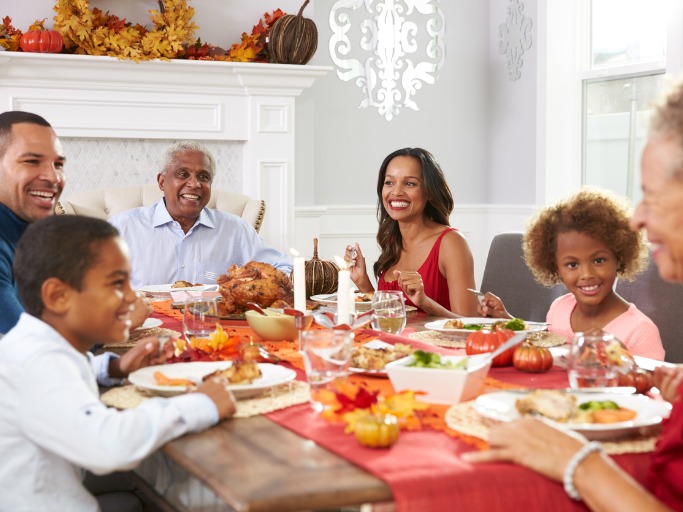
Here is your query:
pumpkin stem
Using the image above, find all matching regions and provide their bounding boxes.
[313,237,319,259]
[297,0,311,17]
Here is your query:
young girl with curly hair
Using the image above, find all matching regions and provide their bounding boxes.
[480,187,664,359]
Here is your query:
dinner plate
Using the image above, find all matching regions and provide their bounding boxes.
[140,284,218,294]
[474,390,672,440]
[128,362,296,399]
[423,317,547,336]
[349,339,413,378]
[135,317,163,330]
[310,293,418,313]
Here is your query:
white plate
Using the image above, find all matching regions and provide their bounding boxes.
[349,340,412,377]
[128,362,296,398]
[140,284,218,294]
[310,293,374,311]
[423,317,547,336]
[310,293,417,313]
[135,317,163,330]
[474,390,672,440]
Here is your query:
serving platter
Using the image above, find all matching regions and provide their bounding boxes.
[349,339,413,378]
[474,390,671,440]
[128,362,296,399]
[310,293,417,313]
[140,284,218,295]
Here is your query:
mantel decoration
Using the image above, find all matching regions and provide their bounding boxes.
[498,0,533,81]
[304,238,340,297]
[269,0,318,65]
[329,0,446,121]
[0,1,317,64]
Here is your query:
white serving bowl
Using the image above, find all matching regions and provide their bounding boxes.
[386,353,491,405]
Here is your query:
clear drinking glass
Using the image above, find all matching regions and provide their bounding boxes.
[301,330,354,412]
[567,328,619,389]
[371,290,407,334]
[182,298,219,340]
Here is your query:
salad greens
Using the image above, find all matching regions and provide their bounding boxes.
[408,350,468,370]
[579,400,620,411]
[503,318,526,331]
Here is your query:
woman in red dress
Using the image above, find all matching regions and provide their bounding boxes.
[463,80,683,510]
[345,148,479,317]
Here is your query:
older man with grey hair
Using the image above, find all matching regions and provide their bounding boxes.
[109,141,291,288]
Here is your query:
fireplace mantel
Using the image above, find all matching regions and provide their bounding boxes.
[0,52,330,252]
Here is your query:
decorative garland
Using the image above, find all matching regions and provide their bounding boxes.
[53,0,197,60]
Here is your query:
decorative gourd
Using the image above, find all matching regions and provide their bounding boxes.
[617,367,654,394]
[20,20,64,54]
[354,413,400,448]
[465,327,516,367]
[305,238,339,297]
[268,0,318,65]
[512,343,554,373]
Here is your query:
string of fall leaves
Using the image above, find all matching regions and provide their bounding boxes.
[0,0,286,62]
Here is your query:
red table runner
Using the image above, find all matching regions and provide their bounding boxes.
[151,306,653,511]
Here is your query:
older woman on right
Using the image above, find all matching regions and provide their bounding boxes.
[462,81,683,510]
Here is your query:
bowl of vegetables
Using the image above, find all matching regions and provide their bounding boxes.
[385,350,491,405]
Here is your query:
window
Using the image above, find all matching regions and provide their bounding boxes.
[581,0,668,202]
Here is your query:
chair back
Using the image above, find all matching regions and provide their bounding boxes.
[56,183,266,233]
[480,232,566,322]
[617,254,683,363]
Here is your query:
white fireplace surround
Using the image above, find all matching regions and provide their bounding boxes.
[0,52,330,252]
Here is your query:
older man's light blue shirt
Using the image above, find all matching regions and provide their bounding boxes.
[109,200,292,288]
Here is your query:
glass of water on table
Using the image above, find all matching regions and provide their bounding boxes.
[301,330,354,412]
[371,290,407,334]
[567,328,619,388]
[182,298,219,340]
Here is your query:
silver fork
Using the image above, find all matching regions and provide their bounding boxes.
[203,270,220,281]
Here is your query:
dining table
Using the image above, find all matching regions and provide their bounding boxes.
[108,303,661,512]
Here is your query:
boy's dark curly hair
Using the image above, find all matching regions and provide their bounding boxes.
[522,187,647,286]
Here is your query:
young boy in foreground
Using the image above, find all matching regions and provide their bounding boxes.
[0,215,236,511]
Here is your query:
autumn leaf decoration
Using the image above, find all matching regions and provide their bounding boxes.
[0,17,22,52]
[226,9,286,62]
[53,0,198,61]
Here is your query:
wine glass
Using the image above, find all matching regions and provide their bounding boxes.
[182,298,219,340]
[371,291,407,334]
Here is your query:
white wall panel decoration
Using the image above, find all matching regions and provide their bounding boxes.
[257,161,291,253]
[498,0,533,81]
[329,0,446,121]
[258,104,288,133]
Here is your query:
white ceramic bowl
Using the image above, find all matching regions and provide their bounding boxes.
[245,310,313,341]
[386,353,491,404]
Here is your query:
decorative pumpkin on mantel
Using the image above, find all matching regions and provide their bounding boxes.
[268,0,318,65]
[305,238,339,298]
[20,20,64,54]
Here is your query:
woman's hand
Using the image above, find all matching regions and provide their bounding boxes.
[196,378,237,420]
[395,270,427,309]
[654,366,683,403]
[345,243,374,292]
[478,292,513,319]
[462,417,585,481]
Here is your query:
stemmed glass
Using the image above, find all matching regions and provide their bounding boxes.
[182,298,219,341]
[371,291,407,334]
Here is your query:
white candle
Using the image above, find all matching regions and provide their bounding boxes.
[291,249,306,314]
[337,269,351,326]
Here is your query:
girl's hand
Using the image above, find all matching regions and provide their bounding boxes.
[395,270,426,308]
[478,292,513,319]
[654,366,683,403]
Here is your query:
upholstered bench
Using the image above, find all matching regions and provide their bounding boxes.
[55,183,266,232]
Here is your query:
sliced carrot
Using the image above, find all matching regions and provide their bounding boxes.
[153,371,195,387]
[592,408,637,424]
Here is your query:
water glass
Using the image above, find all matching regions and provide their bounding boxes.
[182,298,219,340]
[567,328,619,389]
[371,291,407,334]
[301,330,354,412]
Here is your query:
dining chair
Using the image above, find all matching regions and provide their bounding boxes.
[55,183,266,233]
[616,253,683,364]
[479,232,566,322]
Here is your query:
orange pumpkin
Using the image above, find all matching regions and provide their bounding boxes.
[465,328,516,367]
[354,413,400,448]
[20,27,64,53]
[512,343,554,373]
[617,367,654,394]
